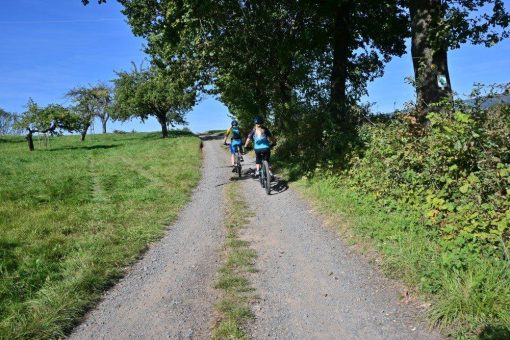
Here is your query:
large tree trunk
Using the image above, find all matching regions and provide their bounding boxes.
[330,1,352,132]
[410,0,452,121]
[27,131,34,151]
[157,113,169,138]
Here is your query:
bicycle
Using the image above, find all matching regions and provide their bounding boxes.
[256,149,272,195]
[233,144,243,178]
[224,142,243,178]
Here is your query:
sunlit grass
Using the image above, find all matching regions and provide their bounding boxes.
[0,132,202,339]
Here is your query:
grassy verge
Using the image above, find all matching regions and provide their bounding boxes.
[212,182,256,339]
[292,175,510,339]
[0,132,202,339]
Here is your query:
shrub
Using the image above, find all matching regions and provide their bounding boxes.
[345,97,510,261]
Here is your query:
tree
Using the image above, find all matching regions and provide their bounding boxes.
[406,0,510,118]
[117,1,407,137]
[14,99,77,151]
[112,65,196,138]
[0,108,14,135]
[66,84,113,140]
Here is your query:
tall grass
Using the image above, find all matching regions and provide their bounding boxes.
[0,132,202,339]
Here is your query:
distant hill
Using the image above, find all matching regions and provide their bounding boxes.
[464,93,510,109]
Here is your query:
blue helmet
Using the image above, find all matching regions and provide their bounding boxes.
[254,116,263,125]
[231,120,239,127]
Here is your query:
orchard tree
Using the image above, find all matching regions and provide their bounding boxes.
[406,0,510,118]
[112,65,196,138]
[92,83,113,134]
[0,108,14,135]
[15,99,77,151]
[66,84,112,140]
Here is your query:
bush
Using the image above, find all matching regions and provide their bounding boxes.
[345,97,510,262]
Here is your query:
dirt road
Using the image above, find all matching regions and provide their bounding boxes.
[70,137,441,339]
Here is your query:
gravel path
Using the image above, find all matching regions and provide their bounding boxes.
[238,152,442,340]
[70,138,442,339]
[70,136,229,340]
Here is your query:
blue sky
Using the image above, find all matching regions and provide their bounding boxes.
[1,1,509,133]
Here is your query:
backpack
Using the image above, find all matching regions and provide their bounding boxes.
[232,127,241,140]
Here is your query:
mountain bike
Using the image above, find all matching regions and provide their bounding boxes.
[255,147,272,195]
[233,144,243,178]
[259,159,271,194]
[224,142,243,178]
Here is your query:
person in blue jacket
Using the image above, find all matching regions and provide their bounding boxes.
[244,116,274,178]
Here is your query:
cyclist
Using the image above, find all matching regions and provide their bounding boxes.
[223,119,244,171]
[244,116,274,178]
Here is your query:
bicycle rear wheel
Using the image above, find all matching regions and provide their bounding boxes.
[262,160,271,195]
[235,152,242,177]
[258,164,265,187]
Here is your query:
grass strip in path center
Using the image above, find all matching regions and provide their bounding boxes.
[212,181,257,339]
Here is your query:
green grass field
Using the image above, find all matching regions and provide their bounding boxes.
[0,132,202,339]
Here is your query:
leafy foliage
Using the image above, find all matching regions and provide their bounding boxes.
[288,85,510,336]
[344,89,510,261]
[0,108,16,135]
[15,99,76,135]
[66,84,113,140]
[112,64,196,138]
[115,0,409,155]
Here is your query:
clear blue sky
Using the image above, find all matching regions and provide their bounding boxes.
[1,1,509,133]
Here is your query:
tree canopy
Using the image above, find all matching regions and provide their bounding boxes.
[15,99,77,151]
[66,84,113,140]
[0,108,14,135]
[112,64,197,138]
[82,1,509,136]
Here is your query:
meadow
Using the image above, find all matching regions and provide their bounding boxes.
[0,132,202,339]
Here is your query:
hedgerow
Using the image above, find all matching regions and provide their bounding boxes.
[346,98,510,263]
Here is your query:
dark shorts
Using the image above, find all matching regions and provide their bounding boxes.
[255,148,270,165]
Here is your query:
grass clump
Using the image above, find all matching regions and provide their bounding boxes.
[212,182,256,340]
[0,132,202,339]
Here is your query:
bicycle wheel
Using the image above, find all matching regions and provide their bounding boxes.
[263,160,271,195]
[235,152,242,177]
[259,166,265,188]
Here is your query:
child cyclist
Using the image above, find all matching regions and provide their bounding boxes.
[244,116,274,178]
[223,120,244,171]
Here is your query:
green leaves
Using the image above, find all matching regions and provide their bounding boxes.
[16,99,75,135]
[345,92,510,260]
[112,64,196,137]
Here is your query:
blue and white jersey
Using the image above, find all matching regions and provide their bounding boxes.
[248,128,272,150]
